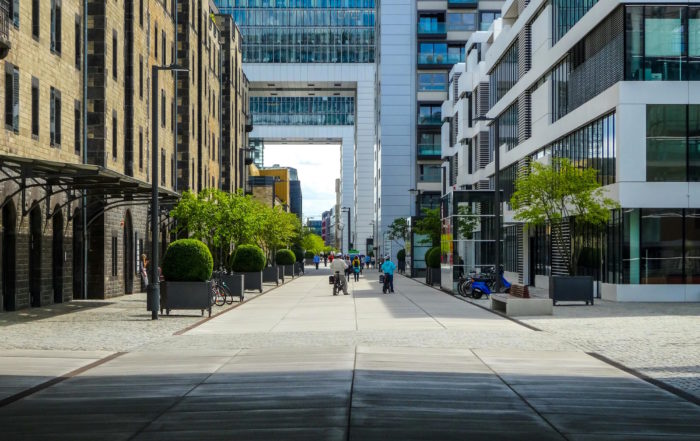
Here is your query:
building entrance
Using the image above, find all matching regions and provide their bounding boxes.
[123,211,134,294]
[52,210,64,303]
[29,206,42,307]
[2,200,16,311]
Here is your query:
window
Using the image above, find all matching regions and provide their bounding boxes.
[154,25,158,59]
[418,42,449,64]
[4,63,19,132]
[419,165,441,183]
[647,105,700,182]
[418,72,447,92]
[171,99,174,133]
[418,13,445,34]
[489,40,519,107]
[479,11,501,31]
[139,56,143,99]
[112,31,118,79]
[161,91,165,128]
[112,112,117,159]
[418,133,441,156]
[139,0,143,28]
[138,128,143,170]
[50,0,62,54]
[32,0,40,38]
[418,104,442,125]
[74,101,80,155]
[10,0,19,27]
[50,87,61,147]
[111,237,118,276]
[162,31,166,65]
[31,78,39,137]
[447,13,476,32]
[75,17,81,69]
[161,149,166,185]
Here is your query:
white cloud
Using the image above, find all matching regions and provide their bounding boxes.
[264,144,340,220]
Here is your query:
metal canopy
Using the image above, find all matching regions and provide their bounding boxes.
[0,154,180,218]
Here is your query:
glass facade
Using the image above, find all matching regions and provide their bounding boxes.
[489,40,518,107]
[478,11,500,31]
[552,0,599,44]
[418,104,442,126]
[250,96,355,125]
[625,6,700,81]
[418,132,441,157]
[418,72,447,92]
[217,1,376,63]
[646,105,700,182]
[447,12,476,32]
[496,102,518,151]
[418,43,464,65]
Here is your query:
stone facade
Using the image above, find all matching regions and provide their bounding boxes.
[0,0,249,310]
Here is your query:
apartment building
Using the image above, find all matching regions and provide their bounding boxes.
[442,0,700,302]
[0,0,249,311]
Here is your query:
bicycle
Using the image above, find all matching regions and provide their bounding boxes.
[211,272,234,306]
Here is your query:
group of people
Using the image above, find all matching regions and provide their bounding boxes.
[329,252,396,295]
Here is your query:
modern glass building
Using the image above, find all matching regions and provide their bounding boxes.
[442,1,700,302]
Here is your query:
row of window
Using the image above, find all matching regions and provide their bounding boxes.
[495,102,518,151]
[250,96,355,126]
[217,0,376,8]
[227,8,375,27]
[418,11,500,34]
[418,43,465,65]
[488,39,518,107]
[240,28,374,45]
[243,44,374,63]
[646,105,700,183]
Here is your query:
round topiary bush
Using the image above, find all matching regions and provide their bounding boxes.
[425,247,441,269]
[291,245,305,263]
[276,249,296,265]
[304,251,314,259]
[230,244,266,272]
[162,239,214,282]
[397,249,406,262]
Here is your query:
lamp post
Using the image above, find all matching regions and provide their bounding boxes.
[149,64,188,320]
[473,115,501,292]
[341,207,351,253]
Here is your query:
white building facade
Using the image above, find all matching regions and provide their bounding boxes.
[443,0,700,302]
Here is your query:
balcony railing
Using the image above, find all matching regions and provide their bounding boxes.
[417,115,442,126]
[0,0,10,59]
[417,23,446,35]
[417,53,462,65]
[419,172,442,183]
[448,0,478,6]
[417,144,442,157]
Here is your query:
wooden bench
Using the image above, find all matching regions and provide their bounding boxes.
[491,293,552,317]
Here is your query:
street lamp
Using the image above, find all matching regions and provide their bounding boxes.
[149,64,188,321]
[341,207,351,253]
[473,115,501,292]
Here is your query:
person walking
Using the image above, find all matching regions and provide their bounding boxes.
[313,254,320,270]
[381,255,397,293]
[323,254,328,267]
[365,254,371,270]
[330,253,349,295]
[352,255,361,281]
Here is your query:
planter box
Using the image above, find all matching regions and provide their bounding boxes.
[263,266,279,286]
[305,258,314,266]
[161,281,213,317]
[426,267,441,286]
[295,262,304,276]
[550,275,594,305]
[220,274,244,300]
[284,265,295,278]
[235,271,263,293]
[279,266,285,283]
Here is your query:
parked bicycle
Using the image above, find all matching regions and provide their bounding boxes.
[211,270,234,306]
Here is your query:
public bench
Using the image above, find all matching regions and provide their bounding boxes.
[491,283,552,316]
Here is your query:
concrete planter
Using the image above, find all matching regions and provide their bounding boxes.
[220,274,244,300]
[263,266,279,285]
[426,267,441,286]
[284,265,295,278]
[550,275,594,305]
[235,271,263,293]
[295,262,304,276]
[161,281,213,317]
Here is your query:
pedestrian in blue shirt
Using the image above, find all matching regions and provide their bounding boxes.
[313,254,320,270]
[380,256,397,293]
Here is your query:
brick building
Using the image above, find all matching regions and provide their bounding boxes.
[0,0,249,311]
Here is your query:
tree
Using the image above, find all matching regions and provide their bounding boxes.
[414,207,441,246]
[387,217,408,249]
[457,204,478,240]
[510,158,618,275]
[301,233,325,255]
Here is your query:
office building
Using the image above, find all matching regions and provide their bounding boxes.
[0,0,249,311]
[442,0,700,302]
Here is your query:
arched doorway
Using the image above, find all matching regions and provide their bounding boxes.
[72,208,83,299]
[123,210,134,294]
[29,206,42,308]
[2,200,17,311]
[52,209,64,304]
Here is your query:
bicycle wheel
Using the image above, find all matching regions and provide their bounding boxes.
[220,283,234,304]
[214,285,226,306]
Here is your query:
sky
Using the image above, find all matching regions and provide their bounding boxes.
[263,144,340,221]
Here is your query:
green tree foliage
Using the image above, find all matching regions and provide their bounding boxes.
[162,239,214,282]
[301,233,325,255]
[275,249,296,265]
[425,247,441,269]
[230,244,266,272]
[457,205,478,240]
[510,158,618,275]
[387,218,408,248]
[414,208,441,246]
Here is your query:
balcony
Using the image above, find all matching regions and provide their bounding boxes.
[419,171,442,183]
[418,114,442,126]
[417,22,446,38]
[417,53,463,66]
[448,0,478,8]
[417,144,442,159]
[0,0,10,59]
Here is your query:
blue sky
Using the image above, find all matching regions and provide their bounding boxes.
[264,144,340,221]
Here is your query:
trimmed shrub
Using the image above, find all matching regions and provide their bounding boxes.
[230,244,266,272]
[425,247,441,269]
[276,249,296,265]
[397,249,406,262]
[291,245,305,263]
[304,251,315,259]
[162,239,213,282]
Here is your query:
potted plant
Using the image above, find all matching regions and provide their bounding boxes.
[161,239,214,317]
[425,246,441,286]
[511,158,618,304]
[231,244,265,293]
[304,250,315,266]
[276,249,296,279]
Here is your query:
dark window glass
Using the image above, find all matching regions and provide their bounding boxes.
[552,0,598,43]
[112,237,118,276]
[112,113,117,158]
[74,102,80,155]
[139,0,143,27]
[418,104,442,125]
[50,87,61,147]
[161,91,165,128]
[690,106,700,181]
[139,129,143,170]
[139,57,143,98]
[161,150,166,185]
[686,209,700,283]
[32,0,40,37]
[689,8,700,80]
[112,32,118,79]
[647,105,687,182]
[4,65,19,132]
[641,209,684,284]
[643,6,686,81]
[75,19,81,69]
[50,0,62,54]
[31,80,39,137]
[489,40,518,107]
[625,6,644,80]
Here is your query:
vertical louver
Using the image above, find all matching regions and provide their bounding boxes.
[551,219,571,276]
[478,82,489,117]
[517,91,531,143]
[518,25,531,78]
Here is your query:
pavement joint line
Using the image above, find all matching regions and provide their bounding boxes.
[172,274,305,336]
[0,351,127,408]
[470,349,570,441]
[125,350,242,441]
[408,275,544,332]
[345,345,358,441]
[393,282,448,331]
[587,352,700,408]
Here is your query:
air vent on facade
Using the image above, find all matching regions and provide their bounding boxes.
[478,82,489,117]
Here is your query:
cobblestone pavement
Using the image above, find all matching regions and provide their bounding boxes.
[445,285,700,401]
[0,283,274,352]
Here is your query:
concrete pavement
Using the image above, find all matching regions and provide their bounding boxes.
[0,267,698,440]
